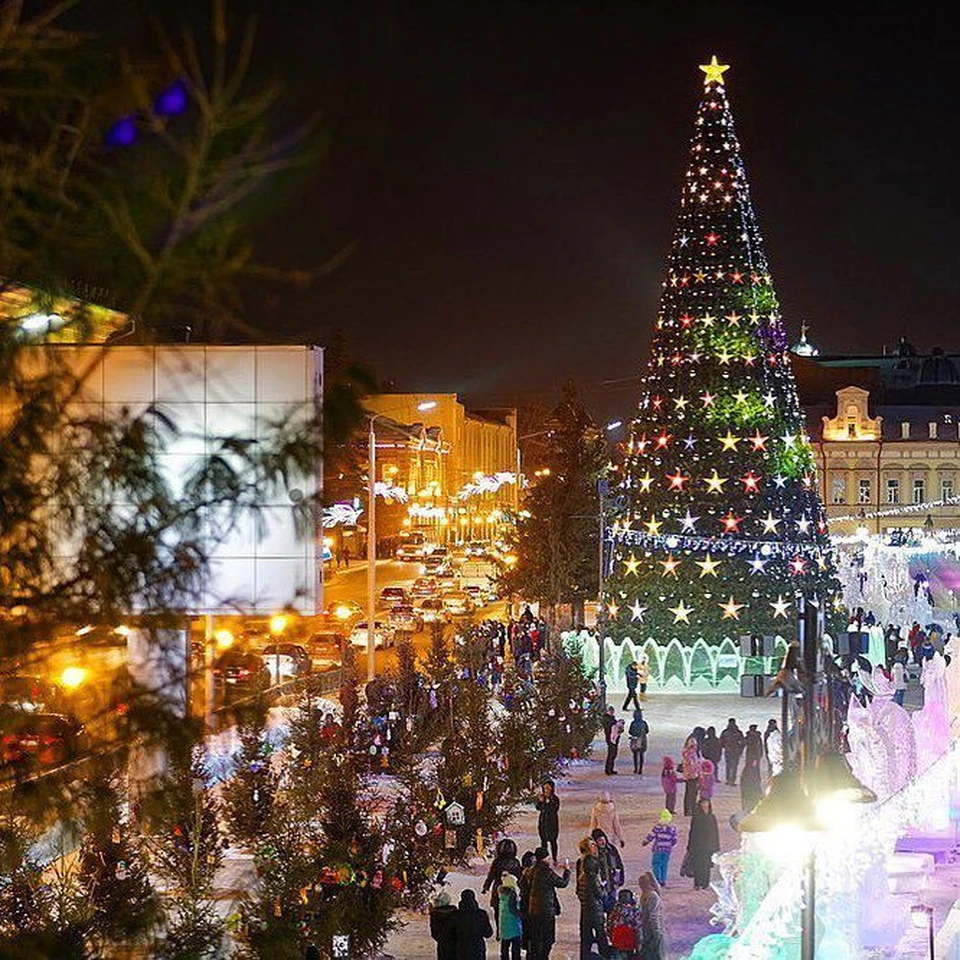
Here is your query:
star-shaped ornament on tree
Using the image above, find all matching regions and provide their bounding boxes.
[699,55,730,86]
[666,470,690,491]
[719,596,745,620]
[770,595,791,618]
[630,600,647,622]
[740,472,761,492]
[696,554,721,577]
[719,430,741,451]
[789,556,807,575]
[704,471,727,494]
[638,472,654,493]
[720,512,743,534]
[645,515,663,535]
[748,556,767,574]
[661,555,681,577]
[669,600,694,624]
[680,509,699,533]
[623,554,641,576]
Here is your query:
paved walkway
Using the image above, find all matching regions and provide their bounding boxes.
[381,692,781,959]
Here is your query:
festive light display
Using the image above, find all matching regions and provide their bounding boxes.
[605,57,841,643]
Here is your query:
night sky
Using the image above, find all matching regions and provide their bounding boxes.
[82,2,960,420]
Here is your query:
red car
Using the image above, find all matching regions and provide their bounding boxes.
[2,713,86,768]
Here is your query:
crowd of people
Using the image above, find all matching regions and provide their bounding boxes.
[429,820,666,960]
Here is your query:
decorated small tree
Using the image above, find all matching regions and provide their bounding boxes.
[533,642,600,763]
[76,766,160,950]
[498,667,558,801]
[221,701,279,848]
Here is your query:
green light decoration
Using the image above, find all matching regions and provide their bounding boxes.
[606,57,843,645]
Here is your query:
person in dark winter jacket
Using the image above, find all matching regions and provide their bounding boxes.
[591,828,624,909]
[455,889,493,960]
[701,726,722,779]
[430,891,459,960]
[623,661,641,711]
[482,838,522,935]
[524,846,570,960]
[536,780,561,863]
[685,799,720,890]
[628,709,649,775]
[576,837,609,960]
[719,718,745,785]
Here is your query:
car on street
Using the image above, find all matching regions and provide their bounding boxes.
[308,629,347,655]
[465,541,489,558]
[1,712,87,768]
[441,590,473,616]
[421,554,451,577]
[261,643,313,682]
[326,600,363,625]
[411,576,439,598]
[396,533,427,561]
[415,597,445,623]
[213,651,271,694]
[388,604,423,633]
[379,586,409,608]
[463,584,489,608]
[349,621,395,649]
[0,676,66,714]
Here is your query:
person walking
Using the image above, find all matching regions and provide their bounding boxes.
[719,718,745,785]
[685,799,720,890]
[641,810,678,888]
[430,891,459,960]
[681,736,701,817]
[623,661,641,711]
[576,837,610,960]
[606,888,642,960]
[455,889,493,960]
[524,847,569,960]
[536,780,561,864]
[637,873,665,960]
[637,654,650,701]
[698,759,715,802]
[659,757,678,813]
[603,706,622,775]
[892,652,907,707]
[763,719,783,777]
[590,791,625,848]
[482,839,521,937]
[591,828,624,910]
[628,709,649,775]
[701,726,722,780]
[497,873,523,960]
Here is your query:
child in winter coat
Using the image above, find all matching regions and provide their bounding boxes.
[642,809,678,887]
[606,888,643,959]
[698,759,716,801]
[498,873,523,960]
[660,757,678,814]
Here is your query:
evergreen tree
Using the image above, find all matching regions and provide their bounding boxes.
[221,702,279,848]
[76,766,160,949]
[533,643,601,762]
[502,383,605,623]
[497,667,557,801]
[606,57,842,646]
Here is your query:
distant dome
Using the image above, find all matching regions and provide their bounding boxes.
[918,348,960,386]
[791,322,819,357]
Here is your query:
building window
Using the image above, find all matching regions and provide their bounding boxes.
[831,477,846,504]
[901,422,911,439]
[913,478,925,504]
[858,478,871,504]
[943,478,955,502]
[929,422,938,439]
[886,478,900,504]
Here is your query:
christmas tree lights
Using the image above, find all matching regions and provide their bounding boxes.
[607,57,841,644]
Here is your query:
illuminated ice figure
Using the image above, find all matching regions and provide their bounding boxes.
[912,653,950,772]
[847,696,917,802]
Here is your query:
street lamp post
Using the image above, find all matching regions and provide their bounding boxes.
[366,416,378,683]
[597,475,608,712]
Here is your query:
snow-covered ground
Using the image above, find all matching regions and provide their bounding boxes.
[380,692,781,959]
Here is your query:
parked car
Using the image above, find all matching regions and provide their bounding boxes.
[421,555,450,577]
[213,651,271,694]
[441,590,473,616]
[349,621,394,649]
[411,576,439,598]
[388,604,423,634]
[0,676,66,714]
[308,629,347,654]
[414,597,445,623]
[379,586,409,608]
[261,643,313,682]
[2,712,86,768]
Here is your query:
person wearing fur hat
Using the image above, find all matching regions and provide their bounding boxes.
[430,890,459,960]
[641,810,678,887]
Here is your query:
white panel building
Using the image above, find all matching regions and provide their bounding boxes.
[53,344,323,615]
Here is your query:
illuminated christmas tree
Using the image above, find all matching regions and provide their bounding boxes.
[607,57,840,646]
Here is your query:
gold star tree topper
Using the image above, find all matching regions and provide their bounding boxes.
[699,55,730,86]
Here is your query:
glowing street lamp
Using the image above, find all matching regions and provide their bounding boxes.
[214,629,235,650]
[269,614,289,636]
[60,666,88,690]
